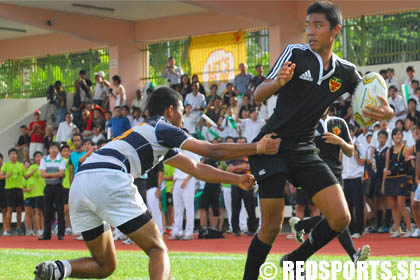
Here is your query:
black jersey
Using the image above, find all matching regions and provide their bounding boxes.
[255,44,361,150]
[314,116,351,176]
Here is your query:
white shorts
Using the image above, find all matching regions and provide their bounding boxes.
[69,169,148,234]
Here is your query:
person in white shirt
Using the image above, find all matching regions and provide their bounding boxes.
[239,110,265,143]
[92,71,110,107]
[56,113,77,143]
[169,149,200,240]
[386,68,398,90]
[266,94,278,118]
[370,120,393,160]
[111,75,126,108]
[410,80,420,100]
[161,57,184,88]
[255,100,269,121]
[182,104,200,136]
[131,89,143,110]
[405,66,420,97]
[342,124,366,238]
[388,85,406,122]
[201,121,223,142]
[220,107,239,139]
[132,108,144,127]
[403,118,416,148]
[122,105,134,127]
[91,125,106,145]
[184,82,206,117]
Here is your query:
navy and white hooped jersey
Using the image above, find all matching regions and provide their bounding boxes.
[255,44,361,150]
[81,115,192,178]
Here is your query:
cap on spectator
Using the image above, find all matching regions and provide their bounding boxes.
[95,71,106,78]
[34,110,41,115]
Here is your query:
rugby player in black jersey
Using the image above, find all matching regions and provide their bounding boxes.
[243,2,393,279]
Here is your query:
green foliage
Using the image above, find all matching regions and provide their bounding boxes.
[0,49,109,99]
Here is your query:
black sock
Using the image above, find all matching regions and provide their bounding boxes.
[295,216,322,232]
[289,218,340,262]
[55,261,65,279]
[376,210,383,228]
[243,235,272,280]
[385,209,392,228]
[338,228,357,261]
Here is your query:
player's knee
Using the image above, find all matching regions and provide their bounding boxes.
[261,223,281,240]
[330,212,350,232]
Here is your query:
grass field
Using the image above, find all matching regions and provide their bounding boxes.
[1,249,420,280]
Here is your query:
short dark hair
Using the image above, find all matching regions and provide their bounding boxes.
[60,145,70,152]
[33,151,43,158]
[96,139,107,146]
[49,142,60,150]
[54,80,62,88]
[307,1,343,28]
[391,128,403,138]
[20,125,27,129]
[416,87,420,93]
[379,69,387,75]
[388,85,397,91]
[225,136,234,142]
[412,79,419,85]
[114,106,121,110]
[105,110,112,115]
[168,56,174,61]
[237,137,248,143]
[0,153,3,159]
[378,130,388,138]
[255,64,263,69]
[210,84,218,90]
[112,75,121,84]
[72,133,83,142]
[8,148,18,155]
[147,87,183,116]
[79,70,87,75]
[387,68,394,73]
[408,98,417,105]
[122,105,130,111]
[83,139,93,145]
[407,66,415,72]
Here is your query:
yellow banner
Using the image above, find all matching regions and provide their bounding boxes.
[188,31,247,94]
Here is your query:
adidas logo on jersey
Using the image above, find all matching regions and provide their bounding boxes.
[299,70,313,82]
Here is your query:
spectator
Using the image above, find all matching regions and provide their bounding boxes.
[131,89,143,111]
[222,83,236,107]
[23,151,45,236]
[411,80,420,99]
[71,80,86,124]
[239,94,254,118]
[122,105,134,127]
[0,153,5,234]
[66,127,80,150]
[28,110,46,160]
[182,104,199,137]
[161,56,184,89]
[0,148,25,236]
[230,96,240,118]
[255,100,269,121]
[105,110,112,128]
[39,143,66,240]
[206,95,225,125]
[250,64,266,95]
[146,163,164,235]
[55,81,67,124]
[405,66,419,96]
[388,85,406,123]
[163,164,176,231]
[89,108,106,133]
[76,109,89,132]
[191,74,206,95]
[414,87,420,112]
[184,82,206,117]
[92,71,110,107]
[206,84,219,106]
[201,120,222,142]
[383,128,413,238]
[220,106,239,139]
[379,69,388,80]
[342,125,366,239]
[403,117,415,148]
[45,85,57,127]
[386,68,398,89]
[132,107,144,127]
[106,106,131,138]
[111,75,126,108]
[180,74,192,99]
[60,145,72,235]
[56,113,77,143]
[227,137,257,236]
[15,125,30,161]
[78,69,93,99]
[69,134,85,182]
[239,110,265,144]
[91,125,106,145]
[233,63,253,96]
[406,98,420,122]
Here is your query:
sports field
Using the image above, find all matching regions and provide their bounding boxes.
[1,233,419,279]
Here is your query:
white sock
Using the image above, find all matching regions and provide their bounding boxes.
[59,260,72,278]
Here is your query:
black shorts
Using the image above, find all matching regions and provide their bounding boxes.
[63,188,70,204]
[5,188,24,207]
[295,188,313,206]
[200,184,221,216]
[384,176,410,197]
[0,185,6,209]
[24,197,43,209]
[166,192,173,206]
[250,151,338,199]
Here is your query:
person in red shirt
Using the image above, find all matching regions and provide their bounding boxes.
[28,110,46,160]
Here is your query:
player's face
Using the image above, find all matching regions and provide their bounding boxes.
[169,100,184,128]
[306,13,340,52]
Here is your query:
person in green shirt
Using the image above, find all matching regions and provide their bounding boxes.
[24,151,45,237]
[22,160,33,235]
[0,153,6,234]
[0,148,25,236]
[60,145,72,234]
[163,164,175,230]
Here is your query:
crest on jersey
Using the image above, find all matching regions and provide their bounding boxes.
[332,126,341,136]
[329,77,343,93]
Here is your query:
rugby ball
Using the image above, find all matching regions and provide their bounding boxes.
[352,72,388,127]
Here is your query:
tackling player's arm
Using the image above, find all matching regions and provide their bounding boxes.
[182,133,280,161]
[166,153,255,191]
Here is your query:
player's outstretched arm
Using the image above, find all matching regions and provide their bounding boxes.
[362,95,394,121]
[254,61,295,102]
[182,133,281,161]
[166,154,255,191]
